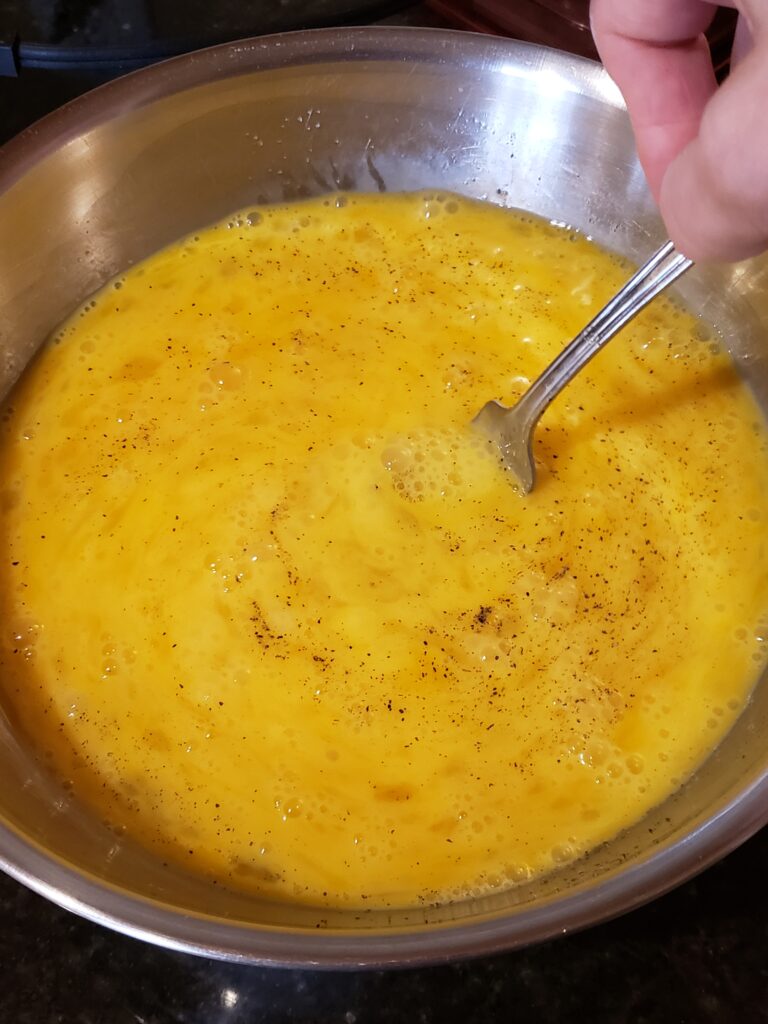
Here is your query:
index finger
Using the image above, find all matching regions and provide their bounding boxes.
[590,0,719,198]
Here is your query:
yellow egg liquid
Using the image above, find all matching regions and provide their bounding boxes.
[1,192,768,909]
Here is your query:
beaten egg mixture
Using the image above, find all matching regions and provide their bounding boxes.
[1,193,767,908]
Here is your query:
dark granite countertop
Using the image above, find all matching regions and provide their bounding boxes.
[1,827,767,1023]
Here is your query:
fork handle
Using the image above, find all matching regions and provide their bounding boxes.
[512,240,693,432]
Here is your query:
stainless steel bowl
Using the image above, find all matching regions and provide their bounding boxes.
[0,27,767,968]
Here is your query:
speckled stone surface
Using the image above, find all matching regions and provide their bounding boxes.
[2,827,767,1023]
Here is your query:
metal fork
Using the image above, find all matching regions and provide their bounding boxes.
[472,240,693,494]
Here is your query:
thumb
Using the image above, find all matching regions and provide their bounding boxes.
[660,36,768,262]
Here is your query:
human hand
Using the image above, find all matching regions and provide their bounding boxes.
[590,0,768,262]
